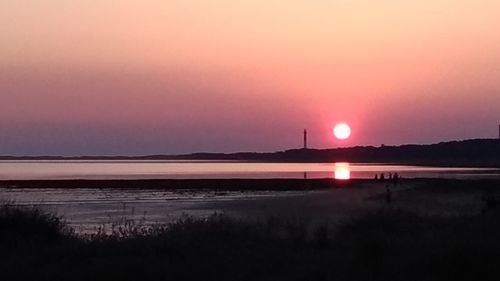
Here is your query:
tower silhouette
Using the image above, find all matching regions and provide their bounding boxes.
[303,129,307,149]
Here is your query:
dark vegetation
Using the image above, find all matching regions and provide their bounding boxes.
[2,204,500,281]
[2,138,499,167]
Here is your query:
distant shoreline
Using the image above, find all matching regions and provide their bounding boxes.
[1,138,499,167]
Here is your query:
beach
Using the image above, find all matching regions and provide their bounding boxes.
[2,178,500,281]
[2,178,498,233]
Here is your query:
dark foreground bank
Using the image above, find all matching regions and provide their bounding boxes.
[2,178,500,190]
[2,203,500,281]
[0,178,358,190]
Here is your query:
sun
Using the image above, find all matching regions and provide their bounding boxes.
[333,123,351,140]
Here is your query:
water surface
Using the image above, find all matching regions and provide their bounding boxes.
[0,160,498,180]
[1,160,498,232]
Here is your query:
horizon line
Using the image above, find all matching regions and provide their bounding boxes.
[0,138,497,158]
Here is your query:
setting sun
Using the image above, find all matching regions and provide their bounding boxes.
[334,123,351,140]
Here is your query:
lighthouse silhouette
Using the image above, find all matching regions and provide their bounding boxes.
[303,129,307,149]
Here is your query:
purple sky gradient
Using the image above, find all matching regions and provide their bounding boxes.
[1,1,499,155]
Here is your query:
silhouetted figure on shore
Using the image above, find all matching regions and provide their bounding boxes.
[374,174,379,180]
[380,173,385,180]
[392,173,400,185]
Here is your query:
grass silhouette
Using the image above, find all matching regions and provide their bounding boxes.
[2,204,500,281]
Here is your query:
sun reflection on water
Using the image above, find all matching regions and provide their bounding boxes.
[334,162,350,180]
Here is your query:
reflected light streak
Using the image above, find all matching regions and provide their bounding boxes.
[334,162,350,180]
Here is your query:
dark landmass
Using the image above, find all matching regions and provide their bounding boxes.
[1,178,500,191]
[0,178,351,190]
[1,138,499,167]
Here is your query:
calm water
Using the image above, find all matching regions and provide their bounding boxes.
[0,160,499,180]
[1,160,499,232]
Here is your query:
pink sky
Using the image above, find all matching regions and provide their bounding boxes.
[1,1,499,155]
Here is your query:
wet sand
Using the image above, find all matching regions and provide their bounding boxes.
[1,178,499,233]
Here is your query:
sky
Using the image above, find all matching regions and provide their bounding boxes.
[1,0,499,156]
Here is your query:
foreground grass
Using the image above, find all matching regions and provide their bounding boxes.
[2,204,500,281]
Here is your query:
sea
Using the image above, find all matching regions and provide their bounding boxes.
[1,160,499,232]
[0,160,499,180]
